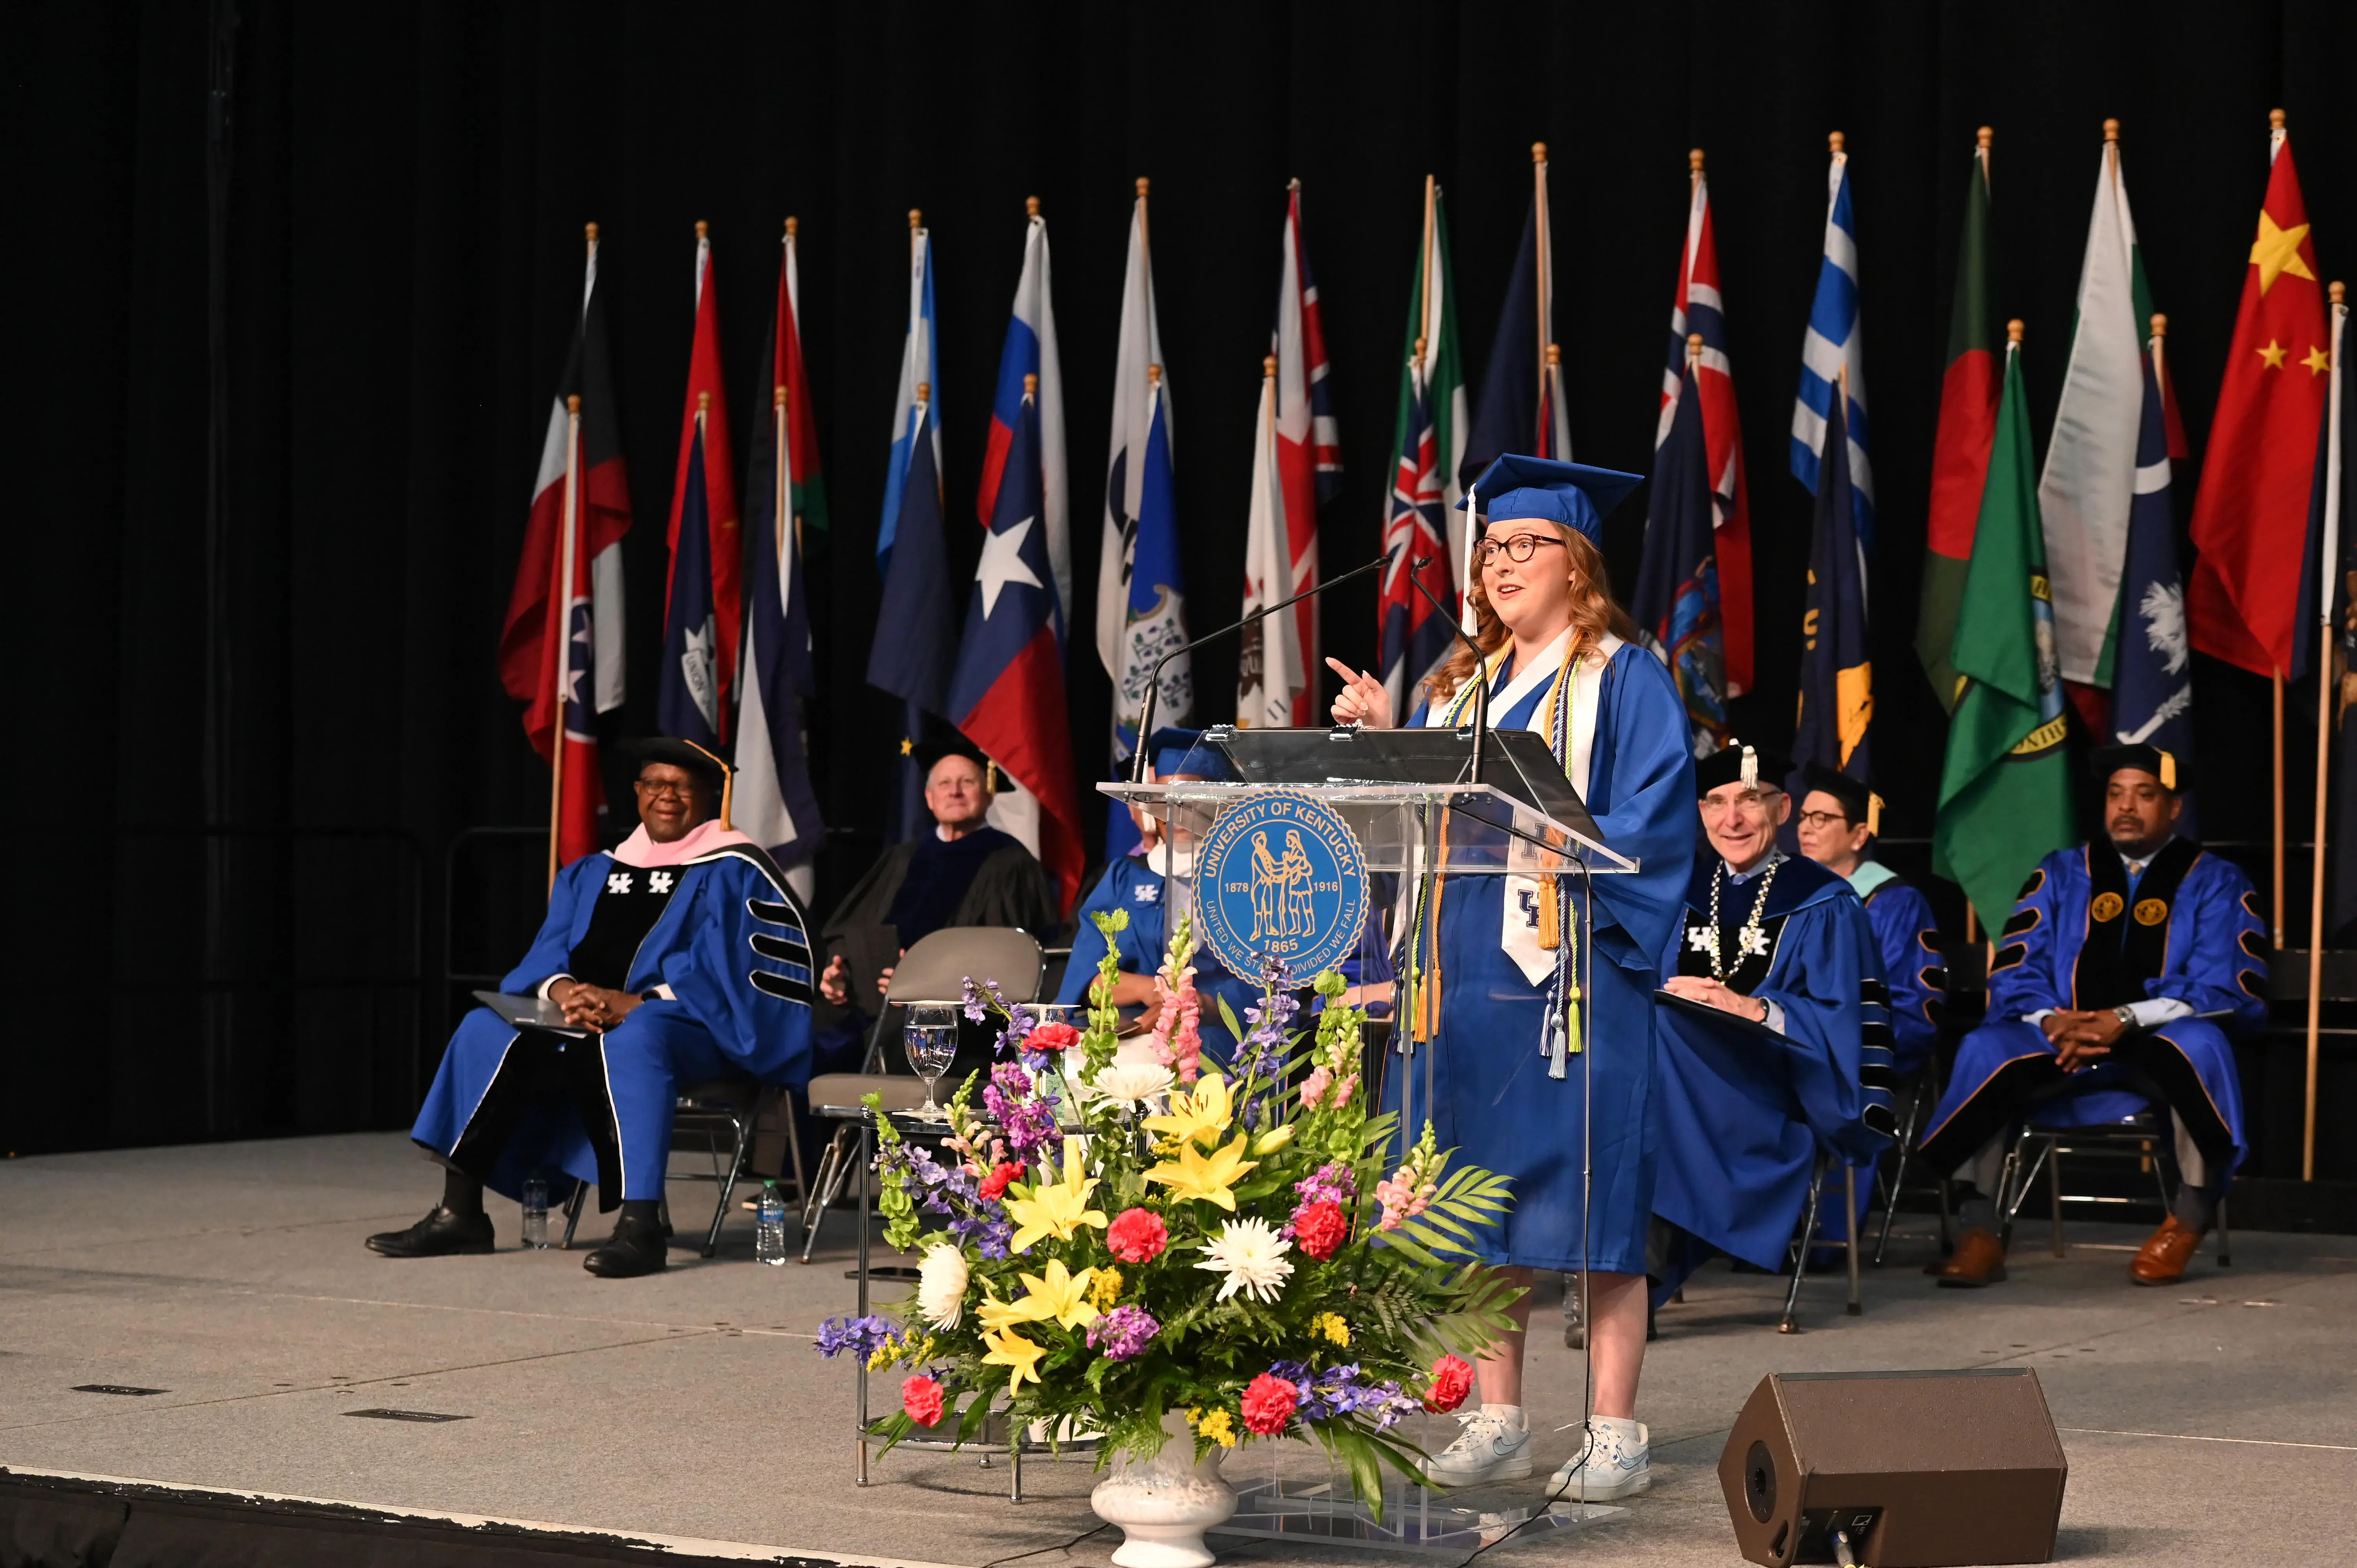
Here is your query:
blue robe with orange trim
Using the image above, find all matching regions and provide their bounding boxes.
[1651,853,1896,1285]
[1918,838,2265,1192]
[1384,641,1696,1277]
[411,844,815,1208]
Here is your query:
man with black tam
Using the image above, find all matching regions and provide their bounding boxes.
[1919,745,2266,1287]
[377,738,815,1278]
[815,735,1058,1016]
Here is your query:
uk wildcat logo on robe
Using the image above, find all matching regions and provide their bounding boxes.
[1193,791,1366,979]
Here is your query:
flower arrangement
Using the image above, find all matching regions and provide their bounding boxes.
[817,906,1521,1510]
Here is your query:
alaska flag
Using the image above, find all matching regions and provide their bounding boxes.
[951,388,1085,910]
[1790,395,1871,798]
[658,418,721,748]
[1634,356,1728,754]
[2111,351,2199,838]
[868,408,955,842]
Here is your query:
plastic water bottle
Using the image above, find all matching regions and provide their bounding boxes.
[755,1180,789,1266]
[520,1176,549,1249]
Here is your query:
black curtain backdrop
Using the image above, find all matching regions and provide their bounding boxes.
[20,0,2357,1156]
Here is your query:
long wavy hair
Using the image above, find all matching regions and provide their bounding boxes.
[1425,524,1639,706]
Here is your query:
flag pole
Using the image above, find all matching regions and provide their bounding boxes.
[2305,283,2346,1179]
[1532,142,1551,430]
[2276,669,2287,946]
[775,382,790,624]
[549,392,582,893]
[1135,177,1152,289]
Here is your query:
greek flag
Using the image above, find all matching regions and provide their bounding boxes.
[1791,140,1875,553]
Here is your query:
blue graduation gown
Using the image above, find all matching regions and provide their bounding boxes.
[1919,839,2264,1191]
[1857,872,1942,1075]
[1384,642,1696,1276]
[411,844,815,1207]
[1059,852,1392,1068]
[1652,853,1896,1282]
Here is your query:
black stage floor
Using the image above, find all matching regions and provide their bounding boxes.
[4,1133,2354,1565]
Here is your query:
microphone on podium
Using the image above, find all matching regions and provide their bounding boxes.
[1129,554,1389,783]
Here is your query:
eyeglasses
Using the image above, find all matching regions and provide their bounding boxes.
[1698,790,1781,818]
[1478,534,1566,566]
[1795,809,1856,830]
[634,777,698,800]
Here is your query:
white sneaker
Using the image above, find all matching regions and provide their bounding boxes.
[1419,1406,1533,1485]
[1547,1416,1649,1500]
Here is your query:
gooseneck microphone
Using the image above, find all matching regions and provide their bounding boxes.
[1128,554,1390,783]
[1408,556,1492,785]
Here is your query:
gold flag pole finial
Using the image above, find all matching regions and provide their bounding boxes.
[695,218,709,240]
[1025,194,1040,218]
[1023,372,1039,398]
[1977,125,1992,149]
[2152,313,2169,337]
[1689,147,1705,174]
[1546,343,1562,366]
[908,208,922,230]
[585,221,599,245]
[697,390,710,413]
[1828,129,1845,155]
[1148,363,1162,387]
[2007,319,2025,344]
[1135,176,1150,198]
[1263,354,1278,378]
[916,381,930,406]
[1532,141,1547,163]
[784,216,797,238]
[567,394,580,414]
[2103,118,2120,143]
[2272,107,2288,131]
[1687,332,1704,364]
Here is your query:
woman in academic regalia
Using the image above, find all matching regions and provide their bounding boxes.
[1329,455,1696,1501]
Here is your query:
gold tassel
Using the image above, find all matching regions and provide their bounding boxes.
[2157,749,2177,791]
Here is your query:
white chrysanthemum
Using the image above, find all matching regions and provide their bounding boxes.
[1089,1061,1175,1107]
[1194,1217,1295,1303]
[917,1242,969,1329]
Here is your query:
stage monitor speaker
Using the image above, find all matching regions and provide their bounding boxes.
[1719,1368,2066,1566]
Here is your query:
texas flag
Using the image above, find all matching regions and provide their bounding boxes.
[659,225,740,740]
[500,224,631,867]
[979,203,1070,635]
[1269,181,1339,724]
[950,381,1083,911]
[2188,113,2332,677]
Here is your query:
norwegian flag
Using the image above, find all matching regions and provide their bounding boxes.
[1269,181,1339,724]
[1659,155,1756,696]
[499,226,631,867]
[1378,366,1454,715]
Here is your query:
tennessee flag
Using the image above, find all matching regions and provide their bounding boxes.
[2188,112,2330,676]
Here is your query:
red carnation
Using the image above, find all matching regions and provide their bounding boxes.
[1292,1200,1348,1260]
[1240,1372,1299,1436]
[903,1374,946,1427]
[1026,1020,1084,1054]
[978,1162,1025,1202]
[1105,1207,1168,1263]
[1423,1354,1475,1413]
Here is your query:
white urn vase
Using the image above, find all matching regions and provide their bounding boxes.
[1090,1412,1236,1568]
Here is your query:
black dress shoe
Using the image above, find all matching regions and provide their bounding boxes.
[583,1213,669,1278]
[366,1206,495,1258]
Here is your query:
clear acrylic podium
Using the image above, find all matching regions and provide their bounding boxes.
[1099,726,1641,1551]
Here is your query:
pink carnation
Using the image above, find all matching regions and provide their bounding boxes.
[1422,1355,1474,1414]
[1292,1200,1348,1261]
[1241,1372,1299,1436]
[1106,1207,1168,1263]
[978,1161,1025,1202]
[1026,1021,1083,1054]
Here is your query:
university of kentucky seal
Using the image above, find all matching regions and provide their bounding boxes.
[1193,789,1367,980]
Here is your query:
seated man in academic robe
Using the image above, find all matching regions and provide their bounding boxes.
[371,739,815,1278]
[814,737,1058,1048]
[1793,764,1942,1075]
[1919,746,2265,1288]
[1649,743,1898,1300]
[1060,729,1392,1066]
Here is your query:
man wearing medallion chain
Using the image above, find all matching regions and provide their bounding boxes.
[1919,746,2264,1287]
[1648,743,1898,1299]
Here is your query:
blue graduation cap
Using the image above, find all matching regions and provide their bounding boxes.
[1458,454,1645,546]
[1148,727,1229,780]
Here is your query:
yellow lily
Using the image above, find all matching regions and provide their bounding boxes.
[975,1287,1035,1335]
[1142,1128,1258,1210]
[981,1326,1049,1390]
[1003,1135,1110,1254]
[1140,1073,1234,1150]
[1251,1122,1297,1156]
[1014,1258,1101,1330]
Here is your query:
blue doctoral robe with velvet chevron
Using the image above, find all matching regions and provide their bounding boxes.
[1059,852,1396,1068]
[1385,642,1696,1277]
[1859,873,1942,1076]
[1651,853,1896,1285]
[411,844,815,1208]
[1918,839,2264,1191]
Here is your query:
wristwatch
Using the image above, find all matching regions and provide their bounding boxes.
[2112,1004,2136,1030]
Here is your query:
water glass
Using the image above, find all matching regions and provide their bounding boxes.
[519,1175,549,1248]
[905,1005,958,1113]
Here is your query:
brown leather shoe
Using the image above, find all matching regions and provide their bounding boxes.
[1936,1226,2008,1287]
[2130,1215,2203,1285]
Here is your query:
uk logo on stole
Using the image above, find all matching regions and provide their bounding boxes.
[1193,790,1368,979]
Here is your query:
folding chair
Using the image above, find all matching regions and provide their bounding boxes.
[1777,1150,1864,1333]
[1871,935,1982,1265]
[799,925,1046,1262]
[1995,1075,2232,1267]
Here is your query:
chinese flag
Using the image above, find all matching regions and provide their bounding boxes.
[2187,123,2330,676]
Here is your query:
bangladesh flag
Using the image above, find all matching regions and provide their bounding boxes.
[1917,130,2000,711]
[1933,325,2076,924]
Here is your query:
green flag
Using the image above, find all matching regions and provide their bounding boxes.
[1933,332,2076,924]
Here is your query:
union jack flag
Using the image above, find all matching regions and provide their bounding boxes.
[1378,371,1454,715]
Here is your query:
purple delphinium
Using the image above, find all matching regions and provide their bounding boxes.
[960,977,989,1023]
[1232,959,1301,1126]
[1265,1361,1415,1430]
[899,1144,979,1216]
[1293,1161,1357,1209]
[815,1314,896,1360]
[951,1211,1014,1259]
[1085,1305,1160,1361]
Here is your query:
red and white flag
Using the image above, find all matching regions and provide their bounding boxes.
[661,223,742,737]
[498,224,632,866]
[1267,183,1339,725]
